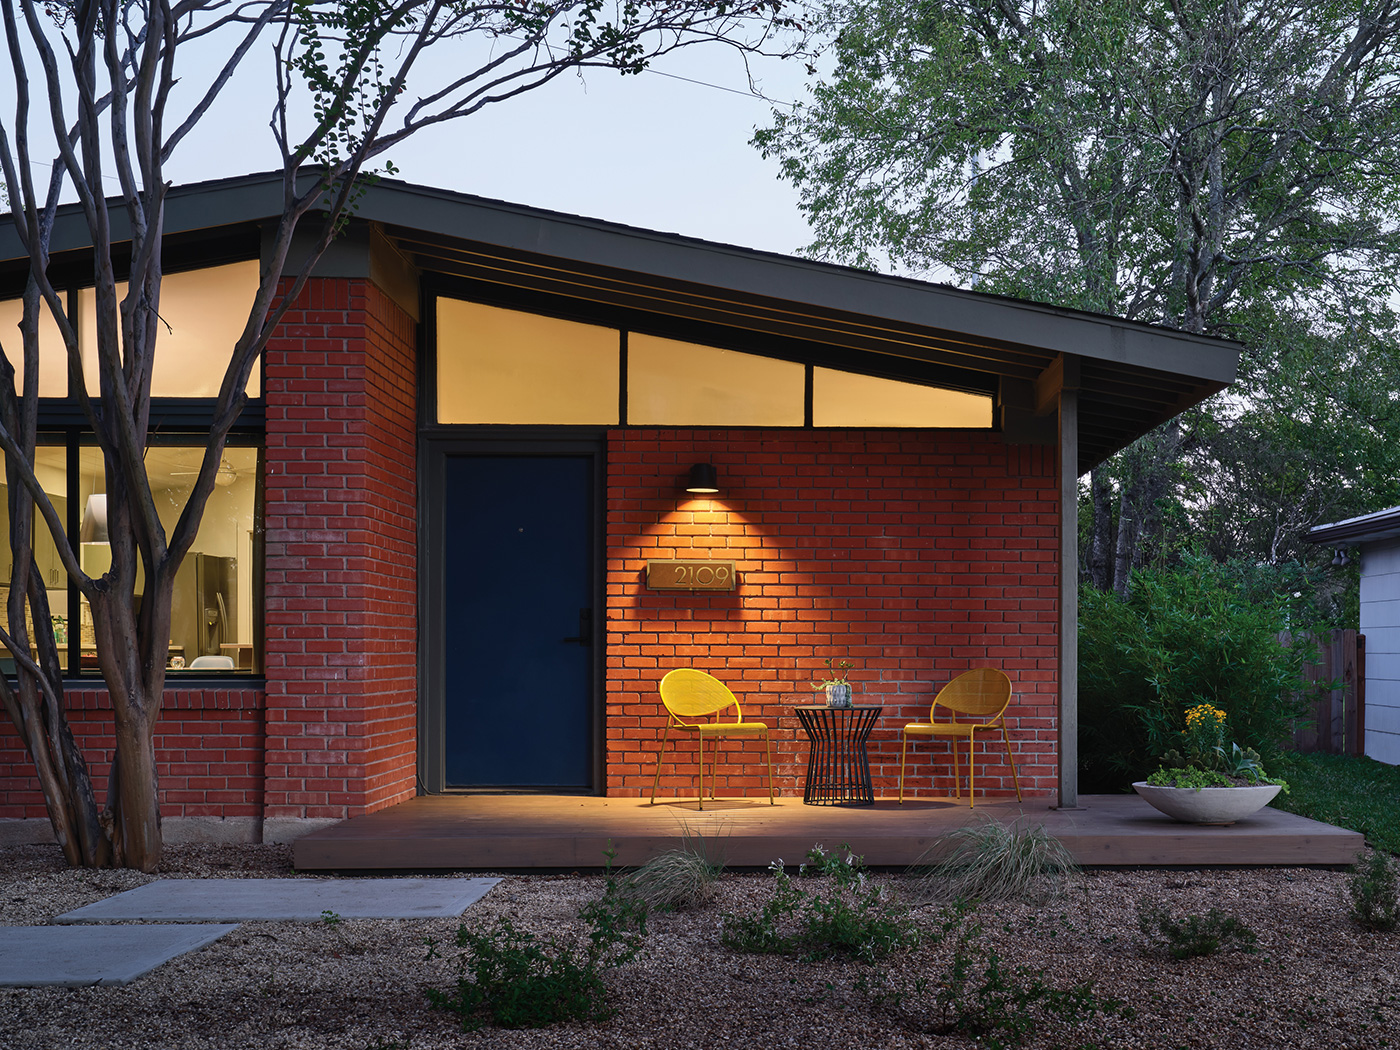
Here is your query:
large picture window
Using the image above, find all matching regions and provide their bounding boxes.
[0,442,261,676]
[0,260,264,677]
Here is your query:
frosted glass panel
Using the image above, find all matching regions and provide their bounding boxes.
[628,334,803,426]
[79,260,261,397]
[0,296,69,397]
[437,298,619,424]
[813,367,994,427]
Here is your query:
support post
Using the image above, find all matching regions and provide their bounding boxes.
[1047,355,1080,808]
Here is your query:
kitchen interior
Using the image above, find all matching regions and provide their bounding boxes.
[0,445,258,674]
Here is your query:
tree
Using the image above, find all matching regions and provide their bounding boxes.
[0,0,799,871]
[754,0,1400,587]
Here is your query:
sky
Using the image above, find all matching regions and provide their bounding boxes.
[162,35,820,259]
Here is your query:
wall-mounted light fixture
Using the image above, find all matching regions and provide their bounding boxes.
[1330,548,1350,568]
[684,463,719,494]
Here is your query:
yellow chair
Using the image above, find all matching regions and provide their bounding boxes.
[898,667,1022,807]
[649,668,775,809]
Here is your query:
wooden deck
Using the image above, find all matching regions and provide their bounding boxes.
[293,794,1364,871]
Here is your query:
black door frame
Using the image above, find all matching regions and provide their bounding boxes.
[418,432,606,794]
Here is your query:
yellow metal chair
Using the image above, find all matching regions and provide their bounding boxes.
[649,668,775,809]
[898,667,1022,807]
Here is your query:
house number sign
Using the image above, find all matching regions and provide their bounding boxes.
[645,559,737,591]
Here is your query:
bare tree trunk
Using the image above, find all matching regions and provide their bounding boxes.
[1112,483,1137,598]
[1088,466,1114,591]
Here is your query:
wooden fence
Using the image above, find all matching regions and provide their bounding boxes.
[1285,629,1366,755]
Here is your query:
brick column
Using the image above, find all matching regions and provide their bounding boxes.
[262,278,418,826]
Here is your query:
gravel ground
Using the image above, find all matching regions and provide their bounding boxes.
[2,842,1398,1050]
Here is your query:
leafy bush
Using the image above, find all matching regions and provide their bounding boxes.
[1080,556,1315,791]
[426,918,615,1029]
[912,820,1078,903]
[861,908,1129,1047]
[721,847,920,964]
[1346,849,1400,932]
[1136,903,1257,959]
[428,854,646,1030]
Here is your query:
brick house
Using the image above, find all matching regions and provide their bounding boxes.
[0,173,1238,844]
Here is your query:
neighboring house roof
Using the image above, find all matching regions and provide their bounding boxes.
[1308,506,1400,546]
[0,170,1241,472]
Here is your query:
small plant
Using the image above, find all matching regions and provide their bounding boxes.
[1346,849,1400,932]
[319,908,364,955]
[623,827,724,912]
[1152,704,1290,791]
[721,852,919,964]
[913,820,1079,903]
[428,846,646,1030]
[798,842,865,886]
[1136,903,1258,959]
[862,910,1129,1047]
[810,657,853,690]
[427,919,614,1030]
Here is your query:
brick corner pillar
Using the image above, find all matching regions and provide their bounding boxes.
[262,277,418,825]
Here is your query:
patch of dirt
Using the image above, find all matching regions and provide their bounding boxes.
[2,843,1397,1049]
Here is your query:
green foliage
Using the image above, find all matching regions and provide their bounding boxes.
[721,850,920,964]
[1346,850,1400,933]
[913,820,1079,903]
[797,842,865,885]
[426,918,616,1030]
[1272,752,1400,854]
[861,909,1129,1047]
[428,850,646,1030]
[1079,557,1314,791]
[1136,904,1258,959]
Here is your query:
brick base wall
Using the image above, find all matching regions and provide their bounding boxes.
[0,688,264,819]
[606,430,1059,801]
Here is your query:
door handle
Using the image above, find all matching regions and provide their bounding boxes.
[562,607,592,646]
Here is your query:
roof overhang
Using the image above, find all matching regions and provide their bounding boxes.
[1307,506,1400,546]
[0,171,1239,473]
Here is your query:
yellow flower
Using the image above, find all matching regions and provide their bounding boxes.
[1184,704,1227,727]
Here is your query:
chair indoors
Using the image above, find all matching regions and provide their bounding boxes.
[898,667,1022,807]
[649,668,775,810]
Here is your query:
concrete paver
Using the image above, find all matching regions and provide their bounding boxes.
[0,924,238,987]
[55,876,500,923]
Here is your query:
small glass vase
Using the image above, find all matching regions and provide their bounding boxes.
[825,682,853,709]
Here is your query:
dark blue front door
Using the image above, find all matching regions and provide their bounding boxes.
[442,455,593,788]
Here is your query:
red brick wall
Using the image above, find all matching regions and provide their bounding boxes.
[0,688,264,819]
[2,276,418,828]
[262,277,419,820]
[606,430,1059,801]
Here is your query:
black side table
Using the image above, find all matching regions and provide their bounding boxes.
[794,705,882,806]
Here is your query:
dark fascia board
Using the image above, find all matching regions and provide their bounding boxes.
[1,170,1239,388]
[1306,505,1400,545]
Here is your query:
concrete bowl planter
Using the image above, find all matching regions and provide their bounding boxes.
[1132,782,1282,825]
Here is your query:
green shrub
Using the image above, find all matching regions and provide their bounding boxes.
[721,850,920,964]
[861,909,1129,1047]
[1136,903,1257,959]
[1346,849,1400,932]
[913,820,1078,903]
[428,851,646,1030]
[426,918,614,1029]
[1080,556,1315,791]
